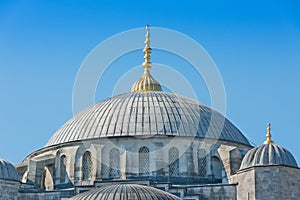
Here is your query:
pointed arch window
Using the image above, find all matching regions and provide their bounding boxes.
[82,151,92,180]
[198,149,207,177]
[60,155,67,183]
[212,156,222,180]
[109,148,120,178]
[168,147,179,176]
[139,146,150,175]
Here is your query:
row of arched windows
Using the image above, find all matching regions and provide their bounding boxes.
[58,151,93,183]
[108,146,181,177]
[57,147,220,181]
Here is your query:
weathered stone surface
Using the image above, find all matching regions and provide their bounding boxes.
[237,165,300,200]
[185,184,237,200]
[0,179,19,200]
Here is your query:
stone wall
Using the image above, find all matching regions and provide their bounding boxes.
[255,166,300,200]
[237,165,300,200]
[185,184,237,200]
[236,167,256,200]
[0,179,19,200]
[18,191,60,200]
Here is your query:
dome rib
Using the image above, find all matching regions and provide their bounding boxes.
[47,92,250,147]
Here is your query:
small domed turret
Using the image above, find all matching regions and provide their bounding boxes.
[0,158,19,181]
[240,123,298,170]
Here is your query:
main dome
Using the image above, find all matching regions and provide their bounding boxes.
[47,91,250,146]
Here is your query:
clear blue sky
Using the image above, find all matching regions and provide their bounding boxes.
[1,0,300,164]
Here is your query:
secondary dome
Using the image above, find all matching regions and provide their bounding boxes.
[0,158,19,181]
[47,91,250,146]
[70,184,180,200]
[240,124,298,170]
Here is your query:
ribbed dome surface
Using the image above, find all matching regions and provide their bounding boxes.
[70,184,180,200]
[240,143,298,170]
[0,158,19,181]
[47,91,250,146]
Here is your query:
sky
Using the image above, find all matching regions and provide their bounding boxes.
[0,0,300,165]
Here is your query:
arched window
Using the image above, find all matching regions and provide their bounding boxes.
[212,156,222,180]
[168,147,179,176]
[109,148,120,178]
[139,146,150,175]
[82,151,92,181]
[198,149,207,177]
[41,167,54,190]
[60,155,67,183]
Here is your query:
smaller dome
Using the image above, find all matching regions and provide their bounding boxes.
[240,123,298,170]
[240,143,298,170]
[70,184,180,200]
[0,158,19,181]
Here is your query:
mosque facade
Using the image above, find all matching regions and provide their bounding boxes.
[0,26,299,200]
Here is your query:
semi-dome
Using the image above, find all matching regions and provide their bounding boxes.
[70,184,180,200]
[47,91,250,146]
[0,158,19,181]
[240,124,298,170]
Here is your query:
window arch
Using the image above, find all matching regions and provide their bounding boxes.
[212,156,222,180]
[82,151,93,181]
[109,148,120,178]
[198,149,207,177]
[139,146,150,175]
[41,167,54,190]
[60,155,67,183]
[168,147,179,176]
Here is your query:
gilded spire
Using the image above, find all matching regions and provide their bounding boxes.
[143,25,152,69]
[264,123,274,145]
[131,25,162,92]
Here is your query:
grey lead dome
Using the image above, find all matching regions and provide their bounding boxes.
[70,184,181,200]
[0,158,19,181]
[240,143,298,170]
[47,91,250,146]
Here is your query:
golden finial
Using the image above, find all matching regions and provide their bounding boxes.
[131,25,162,92]
[143,25,152,69]
[264,123,274,144]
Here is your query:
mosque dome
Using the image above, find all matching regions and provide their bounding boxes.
[240,124,298,170]
[0,158,19,181]
[69,184,180,200]
[47,91,250,147]
[46,25,250,147]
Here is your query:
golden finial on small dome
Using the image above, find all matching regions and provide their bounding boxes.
[264,123,274,144]
[131,25,162,92]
